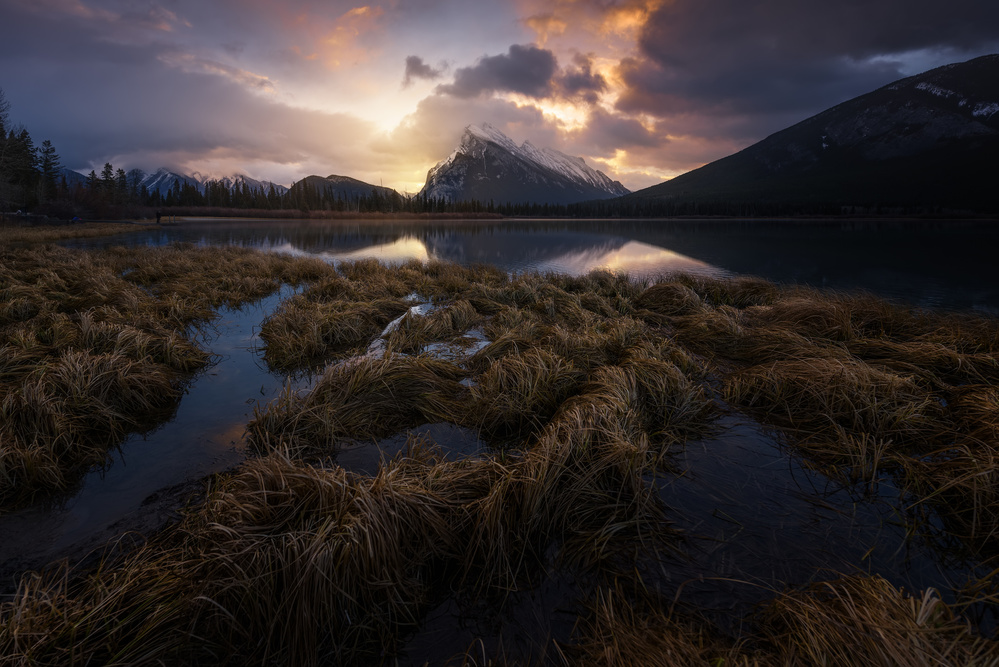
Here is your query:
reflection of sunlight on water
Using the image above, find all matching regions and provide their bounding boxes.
[262,236,433,265]
[539,240,729,279]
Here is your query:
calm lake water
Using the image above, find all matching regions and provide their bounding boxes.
[65,217,999,314]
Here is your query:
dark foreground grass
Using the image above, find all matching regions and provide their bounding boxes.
[2,256,999,664]
[0,243,331,509]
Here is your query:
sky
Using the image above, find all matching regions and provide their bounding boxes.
[1,0,997,194]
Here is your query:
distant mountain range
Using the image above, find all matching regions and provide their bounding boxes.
[136,169,290,197]
[621,54,999,214]
[291,174,398,202]
[61,167,291,197]
[420,124,630,205]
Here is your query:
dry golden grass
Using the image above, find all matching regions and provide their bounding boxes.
[0,222,147,244]
[247,355,468,458]
[756,574,999,666]
[0,244,330,509]
[261,296,410,369]
[4,257,999,665]
[560,587,755,667]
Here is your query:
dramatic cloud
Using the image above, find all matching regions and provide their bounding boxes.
[617,0,999,138]
[556,53,607,103]
[437,44,558,99]
[2,0,997,192]
[402,55,445,87]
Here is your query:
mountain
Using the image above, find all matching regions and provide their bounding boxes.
[136,168,288,197]
[622,54,999,214]
[58,168,87,187]
[190,171,290,195]
[420,124,630,205]
[291,174,398,202]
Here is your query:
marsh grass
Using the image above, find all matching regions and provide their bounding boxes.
[0,222,147,244]
[261,295,410,369]
[0,243,329,508]
[755,574,999,666]
[247,355,468,458]
[560,586,752,666]
[630,276,999,553]
[4,257,999,664]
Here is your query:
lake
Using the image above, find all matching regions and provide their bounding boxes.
[63,217,999,314]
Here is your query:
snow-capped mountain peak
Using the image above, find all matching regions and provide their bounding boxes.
[420,124,630,205]
[136,169,289,196]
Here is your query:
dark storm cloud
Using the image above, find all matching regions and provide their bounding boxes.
[556,53,606,103]
[617,0,999,136]
[402,55,445,87]
[436,44,558,99]
[577,108,664,152]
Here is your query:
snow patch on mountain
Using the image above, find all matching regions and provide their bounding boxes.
[973,102,999,118]
[137,168,288,196]
[915,82,960,99]
[421,124,629,204]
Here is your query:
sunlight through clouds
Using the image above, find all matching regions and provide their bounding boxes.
[2,0,996,191]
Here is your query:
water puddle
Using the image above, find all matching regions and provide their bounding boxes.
[0,285,302,580]
[336,423,488,477]
[652,415,982,626]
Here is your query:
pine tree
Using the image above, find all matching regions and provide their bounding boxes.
[38,140,61,203]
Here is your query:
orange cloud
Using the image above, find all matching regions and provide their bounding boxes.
[523,14,568,45]
[320,5,386,68]
[600,1,664,39]
[517,0,662,44]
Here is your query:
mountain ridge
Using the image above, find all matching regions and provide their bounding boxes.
[620,54,999,213]
[420,124,630,205]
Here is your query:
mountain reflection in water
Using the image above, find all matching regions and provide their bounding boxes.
[61,218,999,314]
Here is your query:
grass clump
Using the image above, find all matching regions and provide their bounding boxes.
[469,348,586,445]
[755,574,999,666]
[247,355,467,458]
[261,296,409,369]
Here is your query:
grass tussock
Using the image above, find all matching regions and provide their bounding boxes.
[261,296,410,369]
[627,273,999,549]
[560,587,752,667]
[385,299,484,355]
[247,355,468,457]
[561,574,999,667]
[755,574,999,666]
[469,348,586,445]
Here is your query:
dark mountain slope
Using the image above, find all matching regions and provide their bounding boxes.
[623,55,999,214]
